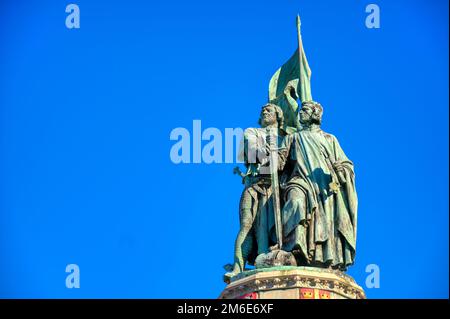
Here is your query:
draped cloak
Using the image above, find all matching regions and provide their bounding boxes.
[277,128,358,268]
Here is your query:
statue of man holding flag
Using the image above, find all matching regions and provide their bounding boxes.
[224,14,358,282]
[268,15,358,270]
[276,100,358,270]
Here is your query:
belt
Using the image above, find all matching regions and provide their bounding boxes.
[245,176,272,186]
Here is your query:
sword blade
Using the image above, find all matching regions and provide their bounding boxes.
[268,129,283,249]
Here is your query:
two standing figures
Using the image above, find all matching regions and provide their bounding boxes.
[224,16,357,282]
[224,100,357,282]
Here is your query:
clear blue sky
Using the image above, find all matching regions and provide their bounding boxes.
[0,0,448,298]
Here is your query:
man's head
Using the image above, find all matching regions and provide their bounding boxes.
[258,103,284,128]
[299,101,323,125]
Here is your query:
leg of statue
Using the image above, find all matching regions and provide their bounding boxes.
[224,190,255,280]
[255,190,269,255]
[282,186,309,264]
[252,187,300,268]
[283,187,308,227]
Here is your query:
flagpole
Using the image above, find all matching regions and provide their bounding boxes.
[296,14,303,103]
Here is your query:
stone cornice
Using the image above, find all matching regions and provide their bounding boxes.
[220,266,366,299]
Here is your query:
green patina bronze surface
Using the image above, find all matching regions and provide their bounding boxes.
[268,15,312,133]
[224,15,358,284]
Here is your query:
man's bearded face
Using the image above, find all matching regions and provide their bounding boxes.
[299,105,314,124]
[260,106,277,127]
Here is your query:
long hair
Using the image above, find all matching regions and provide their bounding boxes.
[301,101,323,124]
[258,103,284,128]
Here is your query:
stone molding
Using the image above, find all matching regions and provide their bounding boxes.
[219,266,366,299]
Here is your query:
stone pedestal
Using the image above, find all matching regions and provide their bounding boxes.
[219,266,366,299]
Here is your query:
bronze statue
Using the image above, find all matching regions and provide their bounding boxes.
[224,15,358,283]
[277,101,357,270]
[224,103,286,281]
